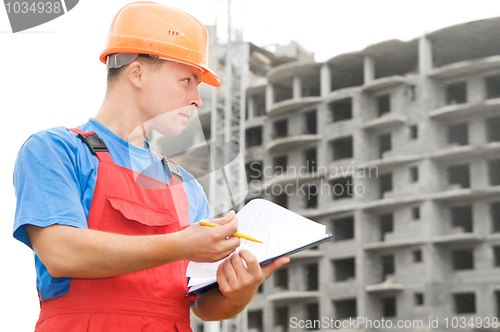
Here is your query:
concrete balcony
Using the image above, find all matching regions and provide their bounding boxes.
[268,61,322,84]
[430,233,484,246]
[358,154,423,171]
[266,134,322,155]
[428,97,500,120]
[289,249,324,262]
[363,239,423,252]
[430,142,500,161]
[430,186,500,203]
[362,75,408,93]
[362,195,424,213]
[429,54,500,79]
[267,290,320,303]
[361,114,406,131]
[267,96,323,117]
[365,278,404,294]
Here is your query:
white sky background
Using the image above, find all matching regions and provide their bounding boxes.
[0,0,498,329]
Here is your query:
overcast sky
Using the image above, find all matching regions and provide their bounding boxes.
[1,1,498,330]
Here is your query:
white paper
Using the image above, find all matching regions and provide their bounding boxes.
[186,199,329,292]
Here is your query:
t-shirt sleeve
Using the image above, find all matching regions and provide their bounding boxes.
[13,130,88,249]
[179,169,211,225]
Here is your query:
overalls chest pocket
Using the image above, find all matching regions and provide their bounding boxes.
[103,194,183,236]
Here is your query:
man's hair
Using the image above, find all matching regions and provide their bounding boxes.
[106,55,165,89]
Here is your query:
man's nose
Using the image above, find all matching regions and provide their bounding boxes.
[190,89,203,109]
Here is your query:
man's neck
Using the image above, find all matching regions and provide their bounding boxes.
[95,90,147,148]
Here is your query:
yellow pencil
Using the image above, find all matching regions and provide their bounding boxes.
[199,220,263,243]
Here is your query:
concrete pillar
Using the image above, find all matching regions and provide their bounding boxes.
[418,35,433,75]
[247,94,255,120]
[266,84,274,112]
[293,76,302,100]
[320,64,331,97]
[363,56,375,84]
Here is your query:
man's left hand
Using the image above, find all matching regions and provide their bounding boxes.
[216,249,290,307]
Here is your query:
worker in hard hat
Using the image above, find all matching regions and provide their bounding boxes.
[12,2,289,331]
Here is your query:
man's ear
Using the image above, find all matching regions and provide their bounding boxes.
[127,61,144,89]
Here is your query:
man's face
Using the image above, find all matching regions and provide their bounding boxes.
[140,60,203,137]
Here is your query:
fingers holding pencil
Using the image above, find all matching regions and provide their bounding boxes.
[200,220,263,244]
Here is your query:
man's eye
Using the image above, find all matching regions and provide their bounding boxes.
[184,78,191,83]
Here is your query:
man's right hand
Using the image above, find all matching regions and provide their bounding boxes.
[174,210,240,262]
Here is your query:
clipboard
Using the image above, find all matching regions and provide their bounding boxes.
[185,233,333,296]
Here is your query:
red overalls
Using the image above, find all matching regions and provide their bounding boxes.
[35,129,196,332]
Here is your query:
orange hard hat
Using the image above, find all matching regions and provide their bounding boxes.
[100,1,221,87]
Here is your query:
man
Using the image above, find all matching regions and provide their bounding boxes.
[13,2,289,331]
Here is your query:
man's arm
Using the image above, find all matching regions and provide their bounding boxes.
[26,211,240,279]
[191,250,289,321]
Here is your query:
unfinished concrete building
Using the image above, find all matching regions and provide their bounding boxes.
[242,18,500,332]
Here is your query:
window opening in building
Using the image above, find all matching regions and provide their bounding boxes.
[413,249,422,262]
[305,185,318,209]
[331,136,353,160]
[454,293,476,314]
[491,202,500,233]
[330,98,352,122]
[275,267,288,290]
[245,161,262,183]
[333,217,354,241]
[305,110,317,134]
[407,85,416,101]
[410,125,418,139]
[496,291,500,318]
[448,122,468,146]
[486,116,500,142]
[383,297,396,317]
[274,306,289,331]
[380,214,394,241]
[451,205,473,233]
[274,119,288,138]
[331,176,353,200]
[253,95,266,117]
[452,248,474,270]
[448,164,470,189]
[410,166,419,182]
[412,207,420,220]
[246,127,262,147]
[486,75,500,99]
[305,303,320,330]
[305,263,318,291]
[333,257,355,282]
[379,133,391,158]
[415,293,424,306]
[382,254,395,280]
[488,159,500,186]
[273,156,287,176]
[494,246,500,267]
[334,299,357,319]
[377,94,391,116]
[195,323,204,332]
[446,82,467,105]
[380,173,393,198]
[275,193,287,209]
[305,147,317,173]
[248,310,263,332]
[274,84,293,103]
[257,283,264,293]
[202,126,211,141]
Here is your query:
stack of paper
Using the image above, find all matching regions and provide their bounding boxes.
[186,199,332,294]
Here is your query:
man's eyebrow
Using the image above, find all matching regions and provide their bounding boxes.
[192,73,200,82]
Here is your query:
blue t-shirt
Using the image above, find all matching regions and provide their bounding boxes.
[13,118,210,301]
